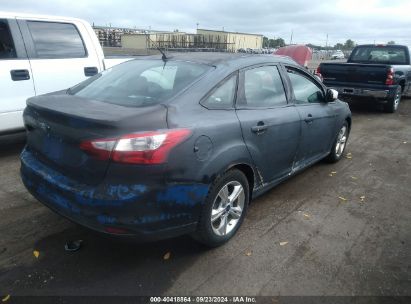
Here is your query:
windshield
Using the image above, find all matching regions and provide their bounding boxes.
[70,59,211,107]
[350,46,408,64]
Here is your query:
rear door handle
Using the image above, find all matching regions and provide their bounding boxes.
[251,122,268,134]
[304,114,314,124]
[84,66,98,77]
[10,69,30,81]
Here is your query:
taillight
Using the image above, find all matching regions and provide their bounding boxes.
[315,66,323,81]
[79,139,116,160]
[385,67,394,85]
[80,129,191,164]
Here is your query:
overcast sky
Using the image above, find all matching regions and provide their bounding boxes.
[2,0,411,46]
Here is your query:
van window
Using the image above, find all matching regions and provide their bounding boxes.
[0,20,17,59]
[27,21,86,58]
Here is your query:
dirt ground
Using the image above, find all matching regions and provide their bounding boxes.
[0,97,410,299]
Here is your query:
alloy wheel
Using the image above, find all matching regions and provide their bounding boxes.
[335,126,347,158]
[211,181,245,236]
[394,88,401,110]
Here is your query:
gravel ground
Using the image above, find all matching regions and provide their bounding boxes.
[0,97,410,299]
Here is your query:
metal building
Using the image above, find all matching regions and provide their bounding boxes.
[93,26,145,47]
[121,28,263,52]
[196,29,263,51]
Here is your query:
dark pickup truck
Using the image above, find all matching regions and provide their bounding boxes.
[317,44,411,112]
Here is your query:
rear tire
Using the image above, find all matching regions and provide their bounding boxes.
[384,86,401,113]
[193,169,249,247]
[326,122,349,163]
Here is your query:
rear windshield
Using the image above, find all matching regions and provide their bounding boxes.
[70,60,211,107]
[350,46,408,64]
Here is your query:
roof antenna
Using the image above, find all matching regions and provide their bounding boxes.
[145,31,168,61]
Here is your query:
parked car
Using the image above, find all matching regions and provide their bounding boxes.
[21,53,351,247]
[330,50,345,60]
[318,44,411,112]
[250,48,262,54]
[0,12,131,137]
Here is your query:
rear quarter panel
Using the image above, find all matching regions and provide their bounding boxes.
[165,68,256,186]
[166,104,254,185]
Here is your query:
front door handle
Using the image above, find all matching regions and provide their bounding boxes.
[84,66,98,77]
[10,69,30,81]
[304,114,314,124]
[251,121,268,134]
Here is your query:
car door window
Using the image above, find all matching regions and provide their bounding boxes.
[0,20,17,59]
[26,21,86,58]
[201,74,237,109]
[242,66,286,107]
[287,69,325,104]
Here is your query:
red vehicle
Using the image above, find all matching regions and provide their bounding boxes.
[274,45,313,67]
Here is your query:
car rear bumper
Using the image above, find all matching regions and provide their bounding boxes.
[331,86,390,99]
[20,147,209,241]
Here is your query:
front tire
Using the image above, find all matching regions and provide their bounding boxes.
[326,122,349,163]
[193,169,249,247]
[384,86,401,113]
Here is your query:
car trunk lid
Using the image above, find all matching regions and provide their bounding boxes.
[24,93,168,185]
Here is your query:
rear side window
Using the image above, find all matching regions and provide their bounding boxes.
[287,69,325,104]
[242,66,286,108]
[27,21,86,58]
[0,20,17,59]
[70,60,211,107]
[201,75,237,109]
[350,46,407,64]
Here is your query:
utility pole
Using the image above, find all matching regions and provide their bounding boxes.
[325,33,328,48]
[289,30,293,45]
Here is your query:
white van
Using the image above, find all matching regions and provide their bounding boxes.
[0,12,131,136]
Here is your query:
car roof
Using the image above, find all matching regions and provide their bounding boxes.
[0,11,87,23]
[138,52,298,68]
[355,44,407,48]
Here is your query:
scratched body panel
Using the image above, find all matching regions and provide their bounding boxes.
[20,53,351,241]
[21,148,208,237]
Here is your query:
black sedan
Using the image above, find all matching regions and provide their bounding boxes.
[21,53,351,247]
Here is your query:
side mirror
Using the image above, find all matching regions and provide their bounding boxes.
[326,88,338,102]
